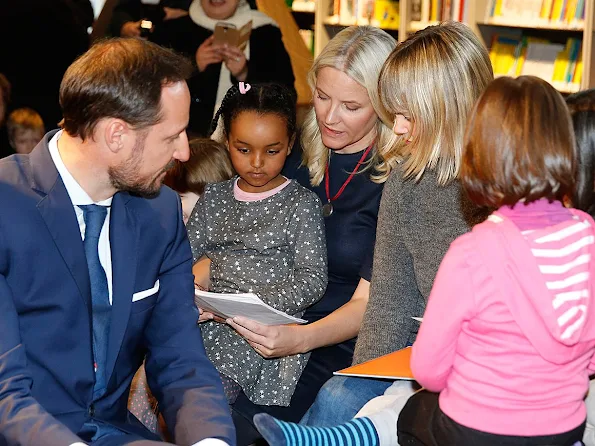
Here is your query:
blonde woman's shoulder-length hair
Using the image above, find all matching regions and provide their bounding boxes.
[300,26,397,186]
[377,21,494,185]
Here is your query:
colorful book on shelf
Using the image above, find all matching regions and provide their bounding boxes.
[564,0,578,22]
[573,48,583,85]
[333,346,415,380]
[521,41,565,81]
[489,34,521,76]
[565,38,582,83]
[441,0,451,21]
[411,0,422,20]
[452,0,465,22]
[575,0,585,21]
[551,0,566,22]
[488,30,583,91]
[540,0,555,19]
[515,36,548,75]
[421,0,430,22]
[493,0,503,17]
[431,0,441,21]
[374,0,399,29]
[552,38,572,82]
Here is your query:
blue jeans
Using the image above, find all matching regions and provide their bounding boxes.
[301,375,393,426]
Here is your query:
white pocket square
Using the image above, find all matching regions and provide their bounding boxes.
[132,280,160,302]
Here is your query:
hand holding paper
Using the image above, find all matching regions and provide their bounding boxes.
[194,289,307,326]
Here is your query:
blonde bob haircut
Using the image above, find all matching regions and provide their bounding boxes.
[300,26,397,186]
[462,76,575,208]
[378,21,493,185]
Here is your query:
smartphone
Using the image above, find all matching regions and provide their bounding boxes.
[213,21,252,49]
[140,20,153,38]
[213,22,237,47]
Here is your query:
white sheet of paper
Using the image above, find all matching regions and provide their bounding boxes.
[194,289,307,326]
[412,317,423,322]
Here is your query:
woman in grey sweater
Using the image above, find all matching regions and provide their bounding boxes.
[301,21,495,428]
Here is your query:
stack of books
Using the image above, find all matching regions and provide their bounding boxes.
[409,0,469,23]
[489,32,582,92]
[485,0,586,28]
[325,0,399,29]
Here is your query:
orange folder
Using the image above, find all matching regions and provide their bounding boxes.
[333,347,414,380]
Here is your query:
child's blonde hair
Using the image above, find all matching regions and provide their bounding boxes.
[300,26,397,186]
[7,107,44,142]
[164,138,235,195]
[378,21,493,185]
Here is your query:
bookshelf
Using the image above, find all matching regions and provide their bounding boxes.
[311,0,595,93]
[474,0,594,93]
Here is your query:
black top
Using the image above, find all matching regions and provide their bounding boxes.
[0,0,90,132]
[0,126,13,159]
[154,19,295,136]
[283,146,384,322]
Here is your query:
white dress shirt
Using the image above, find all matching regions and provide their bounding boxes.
[49,133,228,446]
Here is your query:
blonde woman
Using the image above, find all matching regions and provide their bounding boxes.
[251,21,495,445]
[225,25,396,444]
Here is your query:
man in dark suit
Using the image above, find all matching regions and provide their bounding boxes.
[0,38,235,446]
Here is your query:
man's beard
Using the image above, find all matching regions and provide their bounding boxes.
[108,132,175,198]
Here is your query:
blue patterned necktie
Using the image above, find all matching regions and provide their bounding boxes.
[80,204,111,400]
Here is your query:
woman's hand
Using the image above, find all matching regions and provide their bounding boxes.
[220,44,248,81]
[195,35,224,72]
[121,20,142,37]
[227,317,307,358]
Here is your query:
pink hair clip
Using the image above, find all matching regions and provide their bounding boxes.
[239,82,251,94]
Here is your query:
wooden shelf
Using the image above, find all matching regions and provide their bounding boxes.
[312,0,595,92]
[291,1,316,13]
[408,20,439,32]
[323,16,356,26]
[494,74,580,93]
[478,18,584,31]
[322,16,398,30]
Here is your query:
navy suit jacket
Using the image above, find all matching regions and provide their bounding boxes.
[0,131,235,446]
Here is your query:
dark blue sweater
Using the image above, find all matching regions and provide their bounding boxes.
[283,147,384,322]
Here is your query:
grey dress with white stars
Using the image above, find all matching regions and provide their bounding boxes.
[186,177,328,406]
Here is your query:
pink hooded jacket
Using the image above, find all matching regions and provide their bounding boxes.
[412,203,595,436]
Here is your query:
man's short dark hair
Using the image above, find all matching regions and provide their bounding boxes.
[60,38,194,140]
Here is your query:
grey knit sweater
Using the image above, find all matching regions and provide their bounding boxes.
[186,178,327,405]
[353,168,487,364]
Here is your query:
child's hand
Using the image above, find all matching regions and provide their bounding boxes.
[198,307,214,323]
[198,308,227,324]
[121,20,143,38]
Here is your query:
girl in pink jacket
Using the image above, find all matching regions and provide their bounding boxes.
[399,76,595,445]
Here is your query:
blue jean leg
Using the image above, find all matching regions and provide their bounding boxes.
[301,375,393,427]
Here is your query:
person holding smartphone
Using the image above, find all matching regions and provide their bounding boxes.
[154,0,295,137]
[110,0,192,38]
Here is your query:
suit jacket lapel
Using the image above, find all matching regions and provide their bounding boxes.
[105,191,137,384]
[31,133,92,317]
